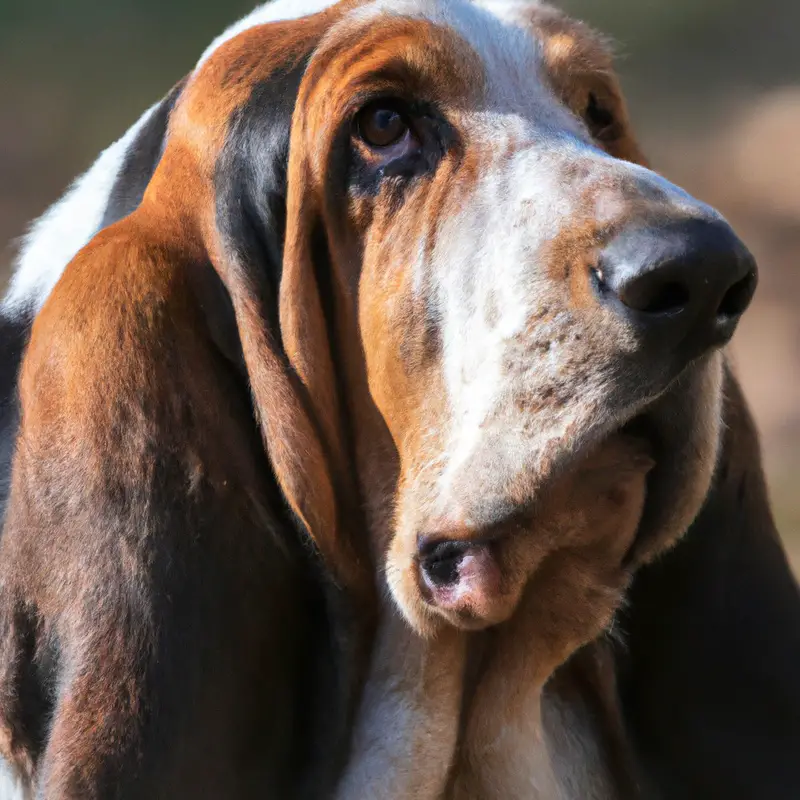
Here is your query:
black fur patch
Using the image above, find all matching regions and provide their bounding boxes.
[101,78,187,229]
[214,64,306,307]
[0,310,32,526]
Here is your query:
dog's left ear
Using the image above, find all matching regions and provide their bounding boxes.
[531,6,650,168]
[617,365,800,798]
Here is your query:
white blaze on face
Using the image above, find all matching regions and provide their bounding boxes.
[437,141,565,494]
[425,108,633,515]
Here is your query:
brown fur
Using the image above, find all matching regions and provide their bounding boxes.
[1,223,310,795]
[0,7,377,797]
[2,3,797,799]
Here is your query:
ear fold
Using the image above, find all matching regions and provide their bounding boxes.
[616,365,800,798]
[210,40,371,601]
[207,45,376,792]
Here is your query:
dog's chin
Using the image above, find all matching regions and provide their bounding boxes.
[388,356,724,637]
[388,435,656,637]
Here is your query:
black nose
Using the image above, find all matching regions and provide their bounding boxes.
[596,217,757,354]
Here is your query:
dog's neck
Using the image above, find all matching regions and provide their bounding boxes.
[334,608,466,800]
[542,644,641,800]
[338,614,639,800]
[446,636,635,800]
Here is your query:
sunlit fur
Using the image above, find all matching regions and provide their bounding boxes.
[1,2,747,798]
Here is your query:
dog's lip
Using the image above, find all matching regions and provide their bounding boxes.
[414,524,518,625]
[414,513,525,583]
[412,409,661,625]
[414,410,661,560]
[417,541,500,596]
[416,528,509,560]
[416,540,507,629]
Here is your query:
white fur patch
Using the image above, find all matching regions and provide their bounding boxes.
[3,103,157,317]
[432,137,604,513]
[0,758,25,800]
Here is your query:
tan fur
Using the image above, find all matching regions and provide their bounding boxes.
[0,2,761,795]
[449,435,651,799]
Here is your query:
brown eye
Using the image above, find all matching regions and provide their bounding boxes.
[357,102,409,148]
[585,92,615,137]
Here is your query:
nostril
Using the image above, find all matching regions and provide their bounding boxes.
[638,281,691,314]
[617,272,691,315]
[598,218,758,352]
[718,270,757,319]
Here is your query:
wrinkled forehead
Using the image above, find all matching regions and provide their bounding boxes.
[311,0,610,123]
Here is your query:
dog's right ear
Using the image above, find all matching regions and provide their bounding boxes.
[174,11,374,600]
[617,365,800,798]
[178,16,379,791]
[0,13,375,796]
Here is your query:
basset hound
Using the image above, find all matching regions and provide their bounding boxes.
[1,1,799,798]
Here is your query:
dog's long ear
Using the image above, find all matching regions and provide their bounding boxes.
[0,15,373,795]
[617,365,800,798]
[203,17,372,601]
[192,19,376,791]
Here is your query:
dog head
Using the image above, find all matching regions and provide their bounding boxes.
[136,0,756,633]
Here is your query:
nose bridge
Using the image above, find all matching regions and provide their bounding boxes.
[569,145,719,231]
[495,139,714,277]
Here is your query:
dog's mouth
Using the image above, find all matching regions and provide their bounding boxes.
[412,409,663,631]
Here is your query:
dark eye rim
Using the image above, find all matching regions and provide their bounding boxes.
[585,91,617,138]
[354,98,413,148]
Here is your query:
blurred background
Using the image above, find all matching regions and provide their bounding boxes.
[1,0,798,568]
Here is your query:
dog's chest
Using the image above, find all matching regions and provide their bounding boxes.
[473,693,617,800]
[471,669,628,800]
[541,686,622,800]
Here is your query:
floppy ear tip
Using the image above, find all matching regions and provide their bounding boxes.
[267,423,374,598]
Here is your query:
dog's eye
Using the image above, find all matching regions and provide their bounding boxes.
[585,92,615,138]
[357,101,410,148]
